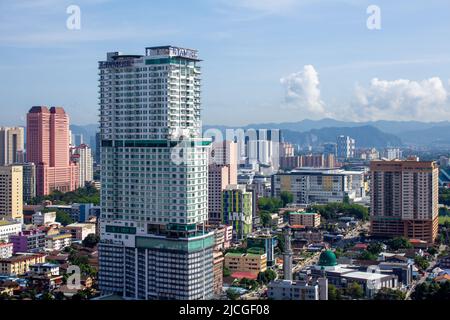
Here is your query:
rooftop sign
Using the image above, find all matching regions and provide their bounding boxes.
[145,46,198,59]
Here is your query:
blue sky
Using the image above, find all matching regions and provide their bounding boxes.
[1,0,450,126]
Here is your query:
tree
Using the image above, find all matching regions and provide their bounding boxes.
[412,281,450,300]
[257,197,283,213]
[334,247,344,258]
[387,237,412,250]
[82,234,100,248]
[280,191,293,207]
[257,269,277,285]
[226,288,240,300]
[374,288,406,300]
[54,292,66,300]
[30,185,100,206]
[311,202,369,221]
[259,211,272,228]
[367,242,383,255]
[414,255,429,271]
[346,282,364,299]
[328,284,342,300]
[55,210,74,226]
[358,250,377,261]
[223,266,231,277]
[39,292,55,300]
[427,247,438,256]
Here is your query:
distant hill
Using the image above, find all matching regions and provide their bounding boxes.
[398,125,450,145]
[281,125,402,148]
[240,118,450,135]
[203,124,402,148]
[75,118,450,148]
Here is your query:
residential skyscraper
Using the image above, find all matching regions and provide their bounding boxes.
[208,141,237,224]
[370,159,439,243]
[71,144,94,187]
[336,135,355,160]
[323,142,337,157]
[0,165,23,222]
[20,162,36,203]
[98,46,214,300]
[71,133,84,147]
[0,127,24,166]
[26,106,79,195]
[222,184,253,241]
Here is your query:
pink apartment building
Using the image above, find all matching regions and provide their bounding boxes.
[208,141,238,224]
[26,106,78,196]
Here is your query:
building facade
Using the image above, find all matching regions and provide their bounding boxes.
[272,169,365,205]
[26,106,79,195]
[20,163,36,203]
[98,46,214,300]
[71,144,94,187]
[337,135,355,160]
[268,278,328,300]
[289,212,321,228]
[224,252,267,275]
[0,127,24,166]
[0,165,23,221]
[222,185,253,241]
[9,230,46,254]
[370,160,439,243]
[0,242,13,259]
[0,253,46,276]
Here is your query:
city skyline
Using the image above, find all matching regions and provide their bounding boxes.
[0,1,450,305]
[2,0,450,126]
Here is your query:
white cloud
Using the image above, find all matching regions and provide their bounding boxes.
[279,65,450,122]
[352,77,450,121]
[280,65,329,118]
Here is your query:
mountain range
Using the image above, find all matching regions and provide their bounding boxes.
[71,119,450,149]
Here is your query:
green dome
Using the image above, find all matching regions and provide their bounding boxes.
[318,250,337,267]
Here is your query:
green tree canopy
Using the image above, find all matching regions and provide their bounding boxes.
[374,288,406,300]
[311,202,369,221]
[259,211,273,228]
[82,234,100,248]
[280,191,294,207]
[346,282,364,299]
[226,288,240,300]
[30,185,100,206]
[387,237,413,250]
[367,242,384,255]
[328,284,342,300]
[55,210,74,226]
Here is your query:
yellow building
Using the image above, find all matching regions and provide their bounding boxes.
[224,252,267,275]
[0,253,46,276]
[0,165,23,221]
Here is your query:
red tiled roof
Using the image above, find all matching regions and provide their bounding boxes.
[231,272,258,280]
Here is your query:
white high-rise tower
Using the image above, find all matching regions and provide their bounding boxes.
[98,46,214,300]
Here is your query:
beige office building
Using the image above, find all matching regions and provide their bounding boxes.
[224,252,267,275]
[0,127,24,166]
[370,159,439,243]
[289,212,321,228]
[0,165,23,221]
